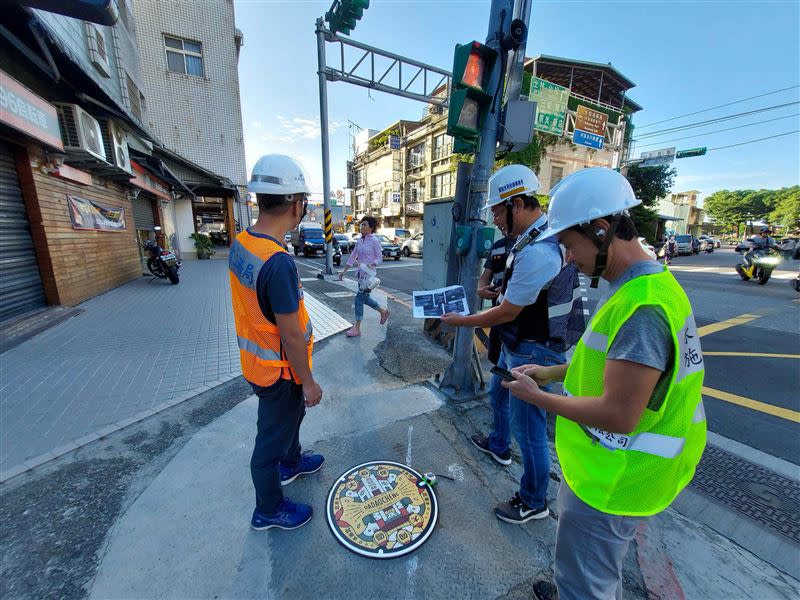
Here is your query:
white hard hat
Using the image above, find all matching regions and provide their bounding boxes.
[536,167,641,241]
[484,164,540,211]
[248,154,311,196]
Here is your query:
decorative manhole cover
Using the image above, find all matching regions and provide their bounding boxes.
[326,461,438,559]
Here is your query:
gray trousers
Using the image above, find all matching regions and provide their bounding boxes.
[555,483,645,600]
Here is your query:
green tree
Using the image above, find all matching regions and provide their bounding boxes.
[704,188,779,234]
[624,164,676,242]
[768,186,800,230]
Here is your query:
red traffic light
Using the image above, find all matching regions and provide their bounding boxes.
[463,49,485,90]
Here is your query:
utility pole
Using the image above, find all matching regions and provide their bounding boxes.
[316,17,335,277]
[440,0,517,400]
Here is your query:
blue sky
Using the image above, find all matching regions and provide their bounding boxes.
[234,0,799,203]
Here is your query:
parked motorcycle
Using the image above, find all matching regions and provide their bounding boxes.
[142,228,181,284]
[735,250,780,285]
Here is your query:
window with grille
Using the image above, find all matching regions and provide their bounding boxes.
[407,143,426,168]
[431,172,452,198]
[164,35,204,77]
[432,134,452,160]
[355,169,365,187]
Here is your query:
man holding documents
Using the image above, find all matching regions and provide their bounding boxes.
[441,164,583,524]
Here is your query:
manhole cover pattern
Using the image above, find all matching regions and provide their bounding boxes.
[326,461,438,559]
[690,445,800,545]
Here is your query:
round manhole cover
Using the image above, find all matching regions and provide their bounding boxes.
[326,461,438,559]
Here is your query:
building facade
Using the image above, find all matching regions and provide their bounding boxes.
[350,55,641,232]
[131,0,250,256]
[657,190,705,236]
[0,1,241,325]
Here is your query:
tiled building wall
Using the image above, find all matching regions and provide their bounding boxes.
[131,0,247,187]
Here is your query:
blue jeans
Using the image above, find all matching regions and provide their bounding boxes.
[487,340,566,509]
[354,290,381,321]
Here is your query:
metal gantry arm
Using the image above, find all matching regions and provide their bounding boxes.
[320,26,452,107]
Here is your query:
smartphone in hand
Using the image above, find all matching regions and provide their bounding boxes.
[490,365,516,382]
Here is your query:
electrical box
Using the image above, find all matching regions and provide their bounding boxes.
[501,100,537,151]
[478,226,496,258]
[455,225,472,256]
[422,199,458,290]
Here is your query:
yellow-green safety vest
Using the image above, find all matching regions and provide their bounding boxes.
[557,267,707,516]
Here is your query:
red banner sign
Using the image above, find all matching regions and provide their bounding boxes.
[0,69,63,150]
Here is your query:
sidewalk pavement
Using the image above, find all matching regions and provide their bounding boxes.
[82,275,798,600]
[0,258,351,481]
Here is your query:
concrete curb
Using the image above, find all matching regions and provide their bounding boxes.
[635,523,685,600]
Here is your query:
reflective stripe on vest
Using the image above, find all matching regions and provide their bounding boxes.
[237,336,286,363]
[564,389,706,459]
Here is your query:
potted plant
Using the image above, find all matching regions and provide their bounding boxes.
[190,232,215,259]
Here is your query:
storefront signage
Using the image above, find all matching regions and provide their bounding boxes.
[68,195,127,231]
[130,161,171,200]
[0,69,63,150]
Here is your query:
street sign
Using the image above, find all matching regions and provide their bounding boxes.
[573,129,604,149]
[529,77,569,135]
[640,147,676,167]
[572,105,607,149]
[392,192,401,203]
[389,135,401,150]
[676,147,707,159]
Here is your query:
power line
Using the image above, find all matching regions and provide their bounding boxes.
[636,84,800,129]
[707,130,799,152]
[633,101,800,141]
[635,113,800,148]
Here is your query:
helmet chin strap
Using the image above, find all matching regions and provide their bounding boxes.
[581,215,621,288]
[505,202,514,237]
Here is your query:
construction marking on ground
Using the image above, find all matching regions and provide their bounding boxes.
[702,386,800,423]
[698,313,762,338]
[668,264,796,279]
[704,352,800,359]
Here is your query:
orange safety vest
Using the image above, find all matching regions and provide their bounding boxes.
[228,231,313,387]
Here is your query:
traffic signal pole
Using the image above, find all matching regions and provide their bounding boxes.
[316,17,336,277]
[440,0,517,401]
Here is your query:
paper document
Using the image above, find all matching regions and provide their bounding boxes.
[412,285,470,319]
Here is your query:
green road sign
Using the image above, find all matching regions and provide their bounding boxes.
[676,147,707,159]
[529,77,569,135]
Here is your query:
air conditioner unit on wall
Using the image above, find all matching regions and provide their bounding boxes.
[97,118,132,174]
[85,22,112,78]
[55,103,107,162]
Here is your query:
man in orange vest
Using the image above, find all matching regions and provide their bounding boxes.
[229,154,324,531]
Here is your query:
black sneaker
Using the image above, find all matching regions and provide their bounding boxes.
[471,434,512,466]
[494,492,549,524]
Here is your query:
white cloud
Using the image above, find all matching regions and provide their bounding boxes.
[276,115,344,140]
[249,120,263,129]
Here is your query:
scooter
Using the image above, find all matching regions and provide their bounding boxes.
[735,250,780,285]
[142,227,181,284]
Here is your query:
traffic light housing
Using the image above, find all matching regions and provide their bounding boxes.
[447,41,498,153]
[325,0,369,36]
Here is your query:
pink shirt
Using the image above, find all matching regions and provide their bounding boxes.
[347,234,383,268]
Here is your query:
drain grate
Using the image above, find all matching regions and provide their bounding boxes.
[690,445,800,545]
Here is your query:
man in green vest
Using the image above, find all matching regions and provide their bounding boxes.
[501,168,707,600]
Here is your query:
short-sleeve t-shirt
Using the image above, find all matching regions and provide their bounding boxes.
[503,215,562,307]
[248,231,301,322]
[600,260,674,411]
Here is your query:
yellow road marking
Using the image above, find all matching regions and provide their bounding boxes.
[704,352,800,359]
[702,386,800,423]
[698,313,761,337]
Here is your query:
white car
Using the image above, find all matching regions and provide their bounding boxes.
[639,237,657,260]
[401,233,424,256]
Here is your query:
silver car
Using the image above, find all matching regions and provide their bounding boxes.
[401,233,423,256]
